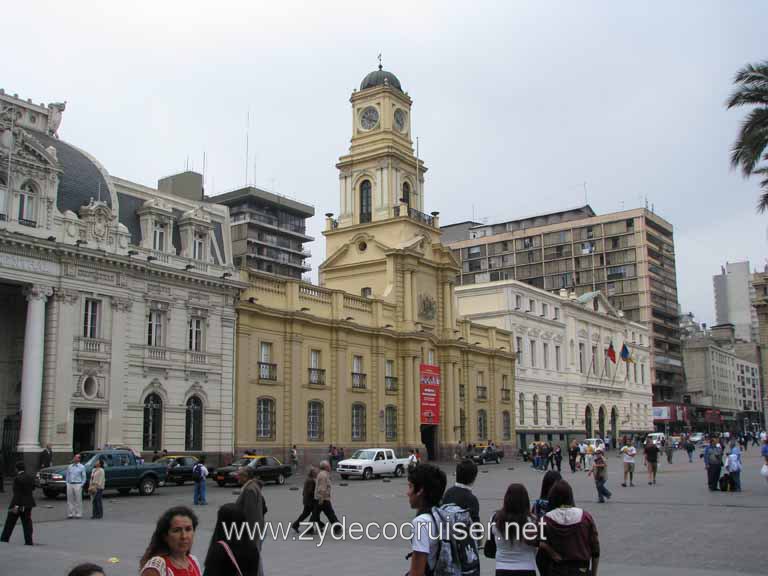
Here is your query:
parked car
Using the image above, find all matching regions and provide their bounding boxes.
[646,432,666,447]
[337,448,411,480]
[37,449,167,499]
[689,432,705,444]
[214,455,292,486]
[155,455,216,485]
[584,438,606,450]
[470,444,504,464]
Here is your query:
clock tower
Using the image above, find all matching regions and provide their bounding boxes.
[320,66,460,337]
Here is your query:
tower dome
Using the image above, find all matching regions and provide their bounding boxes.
[360,66,403,92]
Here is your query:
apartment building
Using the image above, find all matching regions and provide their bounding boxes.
[213,187,314,279]
[713,261,759,342]
[443,206,682,404]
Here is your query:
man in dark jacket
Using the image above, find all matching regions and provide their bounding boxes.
[1,461,36,545]
[292,465,322,535]
[441,459,480,524]
[39,444,53,470]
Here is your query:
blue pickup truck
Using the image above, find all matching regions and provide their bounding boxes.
[37,449,167,498]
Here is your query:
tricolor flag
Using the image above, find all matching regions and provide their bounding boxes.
[606,341,616,364]
[620,343,634,363]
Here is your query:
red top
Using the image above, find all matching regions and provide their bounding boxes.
[141,555,202,576]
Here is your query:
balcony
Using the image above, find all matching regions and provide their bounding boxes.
[19,218,36,228]
[392,206,436,227]
[188,352,207,365]
[259,362,277,381]
[146,347,168,361]
[385,376,398,392]
[501,389,511,402]
[308,368,325,386]
[351,372,367,389]
[74,337,111,355]
[477,386,488,400]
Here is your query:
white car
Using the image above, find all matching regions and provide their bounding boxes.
[646,432,666,446]
[336,448,410,480]
[584,438,606,450]
[689,433,705,444]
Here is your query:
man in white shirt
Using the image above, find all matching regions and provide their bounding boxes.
[192,457,209,506]
[620,441,637,487]
[65,454,86,519]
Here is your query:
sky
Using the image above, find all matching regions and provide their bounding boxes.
[3,1,767,325]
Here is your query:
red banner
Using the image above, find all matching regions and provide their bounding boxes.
[420,364,441,425]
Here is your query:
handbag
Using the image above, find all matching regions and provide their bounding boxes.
[218,540,244,576]
[483,536,497,559]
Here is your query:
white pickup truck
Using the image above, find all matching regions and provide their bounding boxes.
[337,448,411,480]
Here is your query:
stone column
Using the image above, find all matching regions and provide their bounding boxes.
[404,271,413,323]
[18,285,53,454]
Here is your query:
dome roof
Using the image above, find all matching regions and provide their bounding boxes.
[360,67,403,92]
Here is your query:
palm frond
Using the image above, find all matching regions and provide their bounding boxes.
[733,61,768,87]
[726,87,768,109]
[730,107,768,176]
[757,190,768,214]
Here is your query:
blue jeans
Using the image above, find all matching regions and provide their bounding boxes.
[194,479,207,504]
[595,478,612,502]
[92,489,103,518]
[730,470,741,491]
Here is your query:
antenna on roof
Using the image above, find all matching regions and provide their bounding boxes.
[245,108,250,187]
[378,53,383,70]
[583,181,588,205]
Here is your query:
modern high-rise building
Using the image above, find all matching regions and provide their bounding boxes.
[443,206,682,404]
[212,187,314,279]
[713,261,759,343]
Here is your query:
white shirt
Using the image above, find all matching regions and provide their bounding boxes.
[411,512,439,570]
[621,446,637,464]
[194,463,209,479]
[408,454,418,464]
[491,522,537,571]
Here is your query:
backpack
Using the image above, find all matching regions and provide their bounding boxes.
[707,447,722,466]
[428,504,481,576]
[193,463,204,481]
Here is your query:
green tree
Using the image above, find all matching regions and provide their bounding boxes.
[726,60,768,212]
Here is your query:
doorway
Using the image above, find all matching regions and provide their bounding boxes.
[73,408,98,454]
[420,425,438,460]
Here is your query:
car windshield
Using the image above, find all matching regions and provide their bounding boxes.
[231,458,253,467]
[79,452,99,465]
[351,450,376,460]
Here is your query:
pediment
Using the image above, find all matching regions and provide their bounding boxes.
[320,233,392,270]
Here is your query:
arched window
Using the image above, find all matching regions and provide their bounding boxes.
[18,180,37,225]
[558,397,564,425]
[477,410,488,440]
[518,393,525,425]
[307,400,324,441]
[502,411,511,440]
[385,405,397,440]
[546,396,552,426]
[533,394,539,425]
[402,181,411,207]
[359,180,372,223]
[143,393,163,451]
[185,396,203,451]
[256,397,275,439]
[352,403,366,441]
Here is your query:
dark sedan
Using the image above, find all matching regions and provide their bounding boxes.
[155,455,216,485]
[470,444,504,464]
[214,455,292,486]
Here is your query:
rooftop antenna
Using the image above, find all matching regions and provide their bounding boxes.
[202,151,206,191]
[583,181,588,205]
[245,108,250,187]
[378,53,383,70]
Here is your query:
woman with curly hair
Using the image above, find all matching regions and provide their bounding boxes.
[140,506,202,576]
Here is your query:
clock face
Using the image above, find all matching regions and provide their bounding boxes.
[360,106,379,130]
[394,109,407,132]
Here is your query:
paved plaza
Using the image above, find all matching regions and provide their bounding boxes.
[2,449,767,575]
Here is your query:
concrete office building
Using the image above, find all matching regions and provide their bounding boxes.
[213,187,314,280]
[443,206,683,408]
[713,261,759,343]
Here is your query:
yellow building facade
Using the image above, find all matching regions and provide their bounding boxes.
[235,67,516,462]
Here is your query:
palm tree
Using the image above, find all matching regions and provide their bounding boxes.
[726,60,768,212]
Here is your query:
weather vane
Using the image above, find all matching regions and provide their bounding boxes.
[378,53,382,70]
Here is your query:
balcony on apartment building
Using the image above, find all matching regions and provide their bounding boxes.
[259,362,278,381]
[231,208,313,240]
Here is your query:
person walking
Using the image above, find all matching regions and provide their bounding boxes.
[643,439,660,486]
[554,445,563,473]
[290,445,299,470]
[39,444,54,470]
[204,503,260,576]
[89,458,105,519]
[620,441,636,487]
[585,443,595,472]
[578,442,587,470]
[703,437,723,491]
[66,454,86,519]
[1,461,36,545]
[540,480,600,576]
[140,506,202,576]
[312,460,341,535]
[725,445,742,492]
[685,439,695,463]
[236,466,267,576]
[484,483,538,575]
[192,457,209,506]
[589,447,612,503]
[664,441,674,464]
[292,466,322,535]
[442,459,480,524]
[568,441,579,474]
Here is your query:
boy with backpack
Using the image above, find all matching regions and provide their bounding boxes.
[193,457,209,505]
[406,463,481,576]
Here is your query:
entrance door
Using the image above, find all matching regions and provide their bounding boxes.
[585,406,593,438]
[73,408,98,453]
[420,425,438,460]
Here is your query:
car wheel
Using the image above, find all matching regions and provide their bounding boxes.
[394,465,404,478]
[363,467,373,480]
[139,477,157,496]
[217,481,226,487]
[340,474,349,480]
[276,473,286,485]
[118,488,131,495]
[43,489,58,499]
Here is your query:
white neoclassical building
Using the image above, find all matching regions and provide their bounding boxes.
[457,279,653,447]
[0,90,242,468]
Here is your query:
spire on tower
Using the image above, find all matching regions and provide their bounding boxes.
[377,53,383,71]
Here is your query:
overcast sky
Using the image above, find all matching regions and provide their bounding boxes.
[3,1,767,325]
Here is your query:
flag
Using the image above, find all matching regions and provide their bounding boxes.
[607,341,616,364]
[620,343,634,363]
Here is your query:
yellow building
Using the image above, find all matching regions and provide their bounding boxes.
[234,67,516,461]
